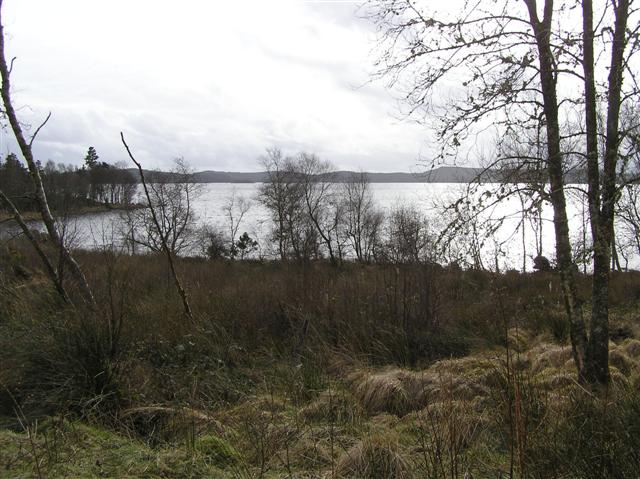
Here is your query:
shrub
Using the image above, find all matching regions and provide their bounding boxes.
[336,432,411,479]
[1,304,123,419]
[526,388,640,478]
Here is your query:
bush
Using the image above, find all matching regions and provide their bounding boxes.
[336,432,411,479]
[1,304,124,419]
[526,387,640,478]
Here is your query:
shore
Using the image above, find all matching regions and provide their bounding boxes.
[0,203,145,224]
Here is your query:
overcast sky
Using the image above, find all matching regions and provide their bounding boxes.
[0,0,432,172]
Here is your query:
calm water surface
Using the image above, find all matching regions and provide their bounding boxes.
[3,183,636,271]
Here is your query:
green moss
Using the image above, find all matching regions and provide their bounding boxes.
[197,434,240,467]
[0,420,232,478]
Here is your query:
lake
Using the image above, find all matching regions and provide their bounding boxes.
[2,183,637,271]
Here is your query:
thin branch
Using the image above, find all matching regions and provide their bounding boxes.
[120,132,194,322]
[0,188,71,304]
[28,111,51,148]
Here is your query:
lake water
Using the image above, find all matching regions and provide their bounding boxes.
[2,183,638,271]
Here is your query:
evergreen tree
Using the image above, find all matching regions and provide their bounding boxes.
[84,146,99,169]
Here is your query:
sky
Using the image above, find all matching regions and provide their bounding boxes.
[0,0,431,172]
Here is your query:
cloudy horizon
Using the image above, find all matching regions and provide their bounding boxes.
[0,0,436,173]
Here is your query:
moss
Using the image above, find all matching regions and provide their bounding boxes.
[197,434,240,467]
[0,420,231,478]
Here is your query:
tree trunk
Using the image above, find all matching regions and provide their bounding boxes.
[0,2,95,307]
[583,0,629,385]
[0,189,71,304]
[524,0,588,376]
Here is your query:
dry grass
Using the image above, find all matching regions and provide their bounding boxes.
[347,368,415,416]
[622,338,640,358]
[299,389,363,424]
[3,242,640,477]
[346,355,501,417]
[336,432,412,479]
[528,343,573,373]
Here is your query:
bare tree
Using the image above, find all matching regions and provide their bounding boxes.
[0,1,95,307]
[258,148,319,261]
[259,148,303,260]
[297,153,341,264]
[380,203,436,264]
[121,134,194,322]
[122,158,199,256]
[342,172,383,263]
[366,0,640,384]
[222,188,252,259]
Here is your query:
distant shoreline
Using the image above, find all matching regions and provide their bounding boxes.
[0,203,143,224]
[138,166,587,184]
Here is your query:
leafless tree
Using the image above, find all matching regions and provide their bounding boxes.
[342,172,383,263]
[258,148,319,261]
[615,184,640,266]
[0,1,95,307]
[297,153,341,263]
[259,148,303,259]
[121,134,194,321]
[380,203,436,264]
[222,188,252,259]
[122,158,199,256]
[366,0,640,384]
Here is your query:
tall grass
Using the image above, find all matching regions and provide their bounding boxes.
[2,239,640,477]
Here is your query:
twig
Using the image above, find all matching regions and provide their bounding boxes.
[28,111,51,148]
[120,132,194,322]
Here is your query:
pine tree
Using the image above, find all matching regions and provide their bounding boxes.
[84,146,99,169]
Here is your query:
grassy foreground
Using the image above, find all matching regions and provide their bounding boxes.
[1,242,640,478]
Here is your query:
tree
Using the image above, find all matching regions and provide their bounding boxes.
[296,152,341,264]
[234,232,259,260]
[122,158,199,255]
[84,146,99,169]
[258,148,299,260]
[342,172,384,263]
[121,135,194,321]
[616,184,640,261]
[0,1,95,307]
[0,153,32,211]
[380,203,435,264]
[366,0,640,384]
[258,148,319,262]
[199,225,229,260]
[222,188,252,259]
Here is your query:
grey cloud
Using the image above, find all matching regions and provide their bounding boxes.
[1,0,431,174]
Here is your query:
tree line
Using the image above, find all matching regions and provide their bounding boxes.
[0,146,136,214]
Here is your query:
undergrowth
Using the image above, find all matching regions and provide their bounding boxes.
[1,243,640,477]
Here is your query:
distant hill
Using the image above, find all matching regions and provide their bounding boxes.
[192,171,267,182]
[128,166,587,184]
[128,166,499,184]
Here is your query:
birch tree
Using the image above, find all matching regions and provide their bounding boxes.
[0,0,95,307]
[366,0,640,384]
